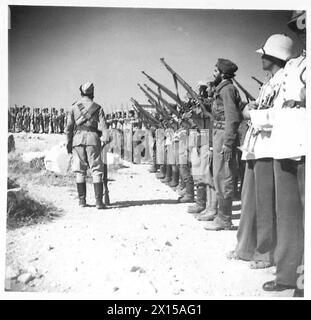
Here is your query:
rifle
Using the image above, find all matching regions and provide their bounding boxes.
[130,98,161,127]
[159,58,213,119]
[232,78,256,102]
[251,76,263,87]
[142,71,184,109]
[131,104,148,127]
[143,84,180,118]
[137,84,172,122]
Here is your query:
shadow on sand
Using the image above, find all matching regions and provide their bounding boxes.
[108,199,180,209]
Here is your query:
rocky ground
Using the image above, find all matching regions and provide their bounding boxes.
[5,133,294,297]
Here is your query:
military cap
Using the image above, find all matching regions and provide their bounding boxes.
[216,58,238,76]
[80,82,94,95]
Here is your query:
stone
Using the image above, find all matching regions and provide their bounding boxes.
[8,134,15,153]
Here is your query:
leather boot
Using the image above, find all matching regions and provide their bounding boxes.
[197,187,218,221]
[104,184,110,206]
[77,183,87,207]
[169,165,179,188]
[178,179,194,203]
[149,165,158,173]
[162,165,172,183]
[156,165,166,179]
[187,184,206,214]
[203,198,233,230]
[93,183,106,209]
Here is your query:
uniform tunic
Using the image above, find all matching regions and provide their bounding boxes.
[249,53,306,286]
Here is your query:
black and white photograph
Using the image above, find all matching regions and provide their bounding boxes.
[1,0,310,301]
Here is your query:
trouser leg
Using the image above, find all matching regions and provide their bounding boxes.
[72,146,88,206]
[253,158,275,258]
[274,159,304,286]
[86,145,106,209]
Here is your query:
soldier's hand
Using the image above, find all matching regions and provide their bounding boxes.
[221,145,232,162]
[66,142,73,154]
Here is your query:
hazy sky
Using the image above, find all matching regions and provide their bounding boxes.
[9,6,302,111]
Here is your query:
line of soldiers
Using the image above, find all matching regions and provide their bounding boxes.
[8,105,67,134]
[130,10,306,296]
[64,10,305,296]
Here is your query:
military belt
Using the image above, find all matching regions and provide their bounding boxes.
[76,125,98,133]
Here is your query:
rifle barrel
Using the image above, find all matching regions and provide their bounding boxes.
[160,58,212,118]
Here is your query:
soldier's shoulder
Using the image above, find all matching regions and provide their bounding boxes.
[220,81,236,94]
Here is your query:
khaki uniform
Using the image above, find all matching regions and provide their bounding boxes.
[66,97,108,183]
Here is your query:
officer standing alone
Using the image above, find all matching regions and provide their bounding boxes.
[66,82,110,209]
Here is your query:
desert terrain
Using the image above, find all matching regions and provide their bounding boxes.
[5,133,294,297]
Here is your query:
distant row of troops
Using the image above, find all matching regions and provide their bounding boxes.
[8,106,67,134]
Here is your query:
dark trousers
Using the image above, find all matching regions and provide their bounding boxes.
[236,159,275,262]
[213,128,237,220]
[274,158,304,286]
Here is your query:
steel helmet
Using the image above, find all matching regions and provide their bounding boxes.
[288,10,306,32]
[256,34,294,61]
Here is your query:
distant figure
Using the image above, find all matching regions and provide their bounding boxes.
[58,108,65,133]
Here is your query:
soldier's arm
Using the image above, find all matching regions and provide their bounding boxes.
[222,86,241,148]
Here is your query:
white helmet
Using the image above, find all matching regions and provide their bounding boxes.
[256,34,294,61]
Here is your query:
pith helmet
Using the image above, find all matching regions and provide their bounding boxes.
[288,10,306,32]
[256,34,294,61]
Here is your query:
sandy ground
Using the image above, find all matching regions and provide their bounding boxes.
[5,133,294,297]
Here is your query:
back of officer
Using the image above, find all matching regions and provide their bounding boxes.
[66,82,109,209]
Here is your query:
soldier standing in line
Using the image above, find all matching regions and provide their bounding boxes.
[43,108,49,133]
[204,58,242,231]
[58,108,66,133]
[66,82,110,209]
[23,107,31,132]
[35,108,41,133]
[55,109,60,133]
[50,108,54,133]
[187,80,213,215]
[261,11,306,294]
[39,108,44,133]
[9,106,16,132]
[15,107,23,133]
[31,108,35,133]
[227,34,294,270]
